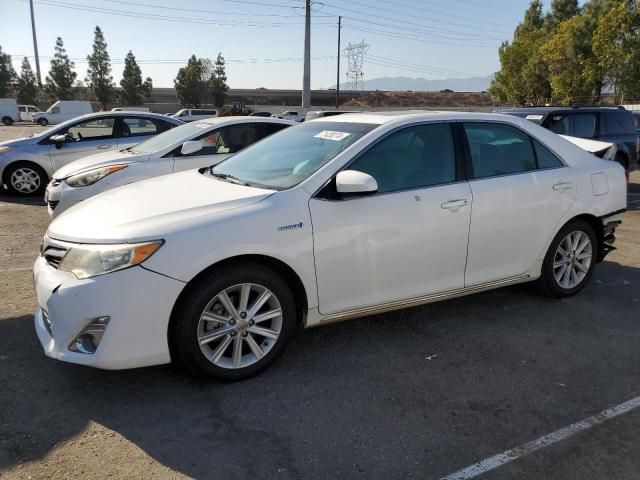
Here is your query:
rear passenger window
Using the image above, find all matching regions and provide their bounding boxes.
[216,124,259,154]
[547,113,597,138]
[602,111,634,135]
[464,123,536,179]
[121,117,160,137]
[349,124,456,193]
[260,123,289,137]
[534,140,563,169]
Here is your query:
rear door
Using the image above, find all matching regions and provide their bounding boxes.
[600,111,637,168]
[48,116,118,171]
[462,122,577,286]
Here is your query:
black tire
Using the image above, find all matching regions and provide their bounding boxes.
[2,116,13,126]
[536,220,598,298]
[37,118,48,126]
[3,162,48,196]
[172,263,297,381]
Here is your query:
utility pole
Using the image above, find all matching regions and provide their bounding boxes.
[335,16,341,109]
[302,0,311,108]
[29,0,42,85]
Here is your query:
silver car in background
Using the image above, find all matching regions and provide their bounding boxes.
[0,112,183,195]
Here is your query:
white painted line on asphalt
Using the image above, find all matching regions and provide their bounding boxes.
[0,267,32,273]
[440,395,640,480]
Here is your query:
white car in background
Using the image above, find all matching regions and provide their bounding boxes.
[33,101,93,126]
[33,112,626,380]
[172,108,218,122]
[18,104,42,122]
[45,117,294,217]
[0,112,183,195]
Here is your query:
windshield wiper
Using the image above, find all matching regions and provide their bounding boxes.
[209,171,251,186]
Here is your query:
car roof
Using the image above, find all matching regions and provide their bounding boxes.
[185,116,297,126]
[71,111,185,124]
[310,110,536,126]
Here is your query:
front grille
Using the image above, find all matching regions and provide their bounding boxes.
[41,236,69,269]
[47,200,59,210]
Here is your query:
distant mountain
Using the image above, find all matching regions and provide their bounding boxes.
[331,75,494,92]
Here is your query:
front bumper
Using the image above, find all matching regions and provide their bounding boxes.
[33,255,185,369]
[45,180,106,218]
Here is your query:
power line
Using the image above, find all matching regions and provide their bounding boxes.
[343,25,498,49]
[19,0,336,27]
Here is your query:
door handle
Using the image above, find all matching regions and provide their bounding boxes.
[97,144,111,149]
[441,199,468,211]
[553,182,573,192]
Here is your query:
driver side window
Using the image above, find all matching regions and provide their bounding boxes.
[349,123,457,194]
[66,118,115,141]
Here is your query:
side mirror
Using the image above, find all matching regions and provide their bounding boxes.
[50,134,69,149]
[180,141,203,156]
[335,170,378,195]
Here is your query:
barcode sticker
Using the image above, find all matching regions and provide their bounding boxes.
[314,130,351,141]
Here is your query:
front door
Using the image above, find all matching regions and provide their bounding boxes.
[48,116,117,171]
[461,122,577,286]
[309,123,472,315]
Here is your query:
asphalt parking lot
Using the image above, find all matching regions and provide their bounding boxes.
[0,123,639,479]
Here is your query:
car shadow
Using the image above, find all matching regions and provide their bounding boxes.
[0,190,46,206]
[1,260,640,479]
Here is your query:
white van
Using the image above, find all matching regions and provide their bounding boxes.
[18,104,43,122]
[173,108,218,122]
[33,101,93,126]
[111,107,150,112]
[0,99,20,126]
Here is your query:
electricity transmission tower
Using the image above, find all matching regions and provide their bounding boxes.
[344,40,369,90]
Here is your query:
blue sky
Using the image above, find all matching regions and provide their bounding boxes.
[1,0,540,89]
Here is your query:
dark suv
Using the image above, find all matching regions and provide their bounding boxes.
[501,107,638,173]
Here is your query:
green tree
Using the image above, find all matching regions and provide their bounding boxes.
[174,55,205,107]
[211,53,229,108]
[44,37,77,100]
[16,57,38,105]
[86,26,115,110]
[119,51,153,105]
[0,45,17,97]
[490,1,550,105]
[545,0,580,29]
[592,2,640,101]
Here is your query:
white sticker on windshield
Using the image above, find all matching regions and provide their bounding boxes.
[314,130,352,141]
[525,114,544,120]
[194,123,210,129]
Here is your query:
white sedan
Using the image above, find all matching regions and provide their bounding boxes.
[33,112,626,380]
[45,117,294,217]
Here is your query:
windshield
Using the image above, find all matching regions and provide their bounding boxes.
[210,121,376,190]
[131,121,212,154]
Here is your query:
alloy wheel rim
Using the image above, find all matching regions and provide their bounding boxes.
[197,283,283,369]
[553,231,592,289]
[10,168,40,193]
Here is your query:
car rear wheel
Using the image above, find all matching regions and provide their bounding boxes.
[37,118,48,126]
[2,116,13,126]
[172,264,297,381]
[537,220,597,298]
[4,162,48,196]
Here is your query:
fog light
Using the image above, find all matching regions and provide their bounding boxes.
[69,316,110,354]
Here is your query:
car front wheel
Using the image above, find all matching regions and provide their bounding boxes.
[537,220,597,298]
[37,118,48,126]
[4,162,48,196]
[172,264,297,380]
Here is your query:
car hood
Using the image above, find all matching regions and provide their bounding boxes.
[53,150,148,179]
[48,169,275,243]
[560,135,613,154]
[0,136,40,147]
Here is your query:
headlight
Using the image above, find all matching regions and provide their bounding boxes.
[65,165,128,187]
[58,241,163,279]
[0,146,13,155]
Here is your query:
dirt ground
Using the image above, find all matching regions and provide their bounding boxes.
[0,123,639,479]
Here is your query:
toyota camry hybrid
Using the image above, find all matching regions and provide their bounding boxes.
[33,112,627,380]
